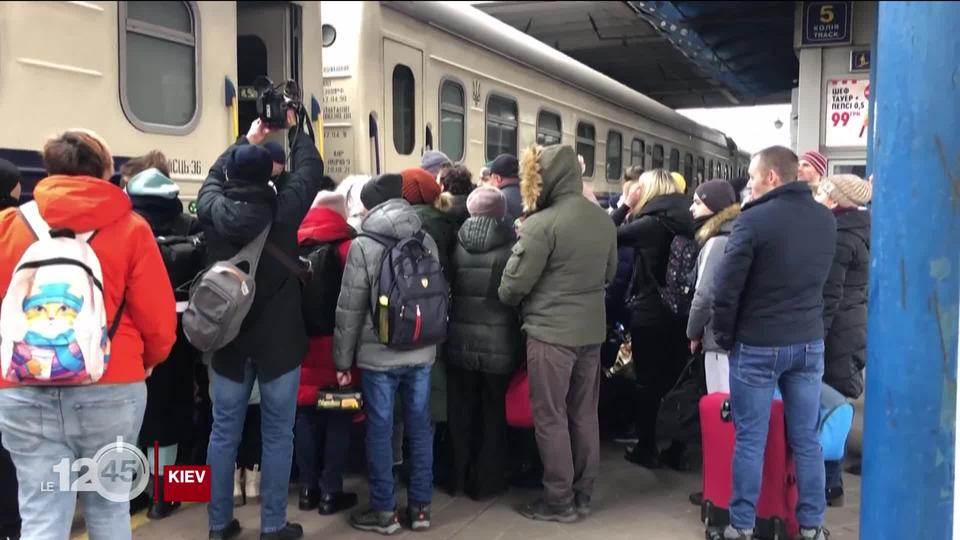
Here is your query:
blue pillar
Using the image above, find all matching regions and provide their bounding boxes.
[861,2,960,537]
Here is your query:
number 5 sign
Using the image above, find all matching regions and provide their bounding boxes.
[825,79,869,148]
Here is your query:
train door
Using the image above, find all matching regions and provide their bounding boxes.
[237,2,303,145]
[382,38,423,172]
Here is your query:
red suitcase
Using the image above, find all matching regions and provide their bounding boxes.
[700,392,799,540]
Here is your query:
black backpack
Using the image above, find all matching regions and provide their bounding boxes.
[300,240,345,336]
[630,218,699,319]
[157,220,206,301]
[360,231,449,350]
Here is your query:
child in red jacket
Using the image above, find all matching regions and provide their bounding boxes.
[294,192,361,515]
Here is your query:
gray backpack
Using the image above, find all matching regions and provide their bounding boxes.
[182,225,271,352]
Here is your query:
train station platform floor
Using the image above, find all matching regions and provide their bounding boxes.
[77,443,860,539]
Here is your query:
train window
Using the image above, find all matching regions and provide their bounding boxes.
[439,80,465,161]
[486,94,518,161]
[576,122,596,177]
[652,144,664,169]
[669,149,680,172]
[683,153,693,187]
[392,65,415,155]
[536,110,562,146]
[606,131,622,181]
[120,1,200,134]
[630,139,644,168]
[697,157,705,183]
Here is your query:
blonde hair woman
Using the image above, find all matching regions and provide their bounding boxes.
[609,167,695,471]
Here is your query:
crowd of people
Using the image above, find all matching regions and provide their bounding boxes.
[0,109,872,540]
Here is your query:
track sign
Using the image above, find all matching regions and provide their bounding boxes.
[801,1,853,47]
[825,79,869,148]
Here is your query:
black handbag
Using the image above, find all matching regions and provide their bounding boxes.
[655,353,707,443]
[316,387,363,412]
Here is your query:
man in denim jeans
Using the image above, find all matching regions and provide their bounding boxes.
[334,174,439,535]
[712,146,837,540]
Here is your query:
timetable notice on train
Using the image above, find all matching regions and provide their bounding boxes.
[322,68,354,181]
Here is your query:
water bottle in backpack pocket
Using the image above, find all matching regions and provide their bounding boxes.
[360,231,449,350]
[0,202,124,384]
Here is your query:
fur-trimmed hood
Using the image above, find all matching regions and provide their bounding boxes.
[520,145,582,214]
[695,203,740,245]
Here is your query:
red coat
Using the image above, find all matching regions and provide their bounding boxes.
[296,207,358,407]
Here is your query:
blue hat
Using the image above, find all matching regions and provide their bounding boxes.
[126,168,180,199]
[226,145,273,184]
[420,150,451,176]
[23,283,83,312]
[263,142,285,165]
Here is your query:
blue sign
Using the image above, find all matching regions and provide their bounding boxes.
[802,1,853,47]
[850,49,871,72]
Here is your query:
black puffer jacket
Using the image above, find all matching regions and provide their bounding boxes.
[447,216,522,374]
[823,208,870,398]
[197,130,323,383]
[612,193,695,327]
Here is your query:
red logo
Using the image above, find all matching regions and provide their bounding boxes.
[163,465,211,502]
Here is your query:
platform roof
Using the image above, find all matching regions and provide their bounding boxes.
[474,1,797,109]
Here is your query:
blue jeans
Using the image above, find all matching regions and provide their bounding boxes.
[362,366,433,511]
[0,383,146,540]
[294,407,352,494]
[729,340,825,530]
[207,360,300,533]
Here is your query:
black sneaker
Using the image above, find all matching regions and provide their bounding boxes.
[689,491,703,506]
[260,522,303,540]
[574,492,591,517]
[299,488,321,511]
[406,503,431,531]
[209,519,242,540]
[318,491,359,515]
[350,508,402,536]
[826,486,844,507]
[624,445,660,469]
[659,443,691,472]
[518,498,578,523]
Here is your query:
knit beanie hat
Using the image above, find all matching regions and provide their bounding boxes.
[0,158,20,195]
[400,167,441,205]
[420,150,451,176]
[311,191,347,218]
[263,141,285,165]
[226,144,273,184]
[800,150,828,177]
[490,154,519,178]
[360,173,402,210]
[821,174,872,208]
[466,185,507,219]
[126,168,180,199]
[695,179,737,213]
[671,172,687,194]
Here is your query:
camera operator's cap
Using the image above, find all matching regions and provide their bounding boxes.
[263,142,285,166]
[227,145,274,184]
[490,154,519,178]
[420,150,451,176]
[360,173,402,210]
[126,168,180,199]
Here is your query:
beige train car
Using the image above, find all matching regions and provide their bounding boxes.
[0,0,324,209]
[320,1,748,200]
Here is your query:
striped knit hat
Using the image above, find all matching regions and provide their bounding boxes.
[800,150,828,177]
[821,174,872,208]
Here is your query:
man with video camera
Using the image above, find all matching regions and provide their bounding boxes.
[198,104,323,540]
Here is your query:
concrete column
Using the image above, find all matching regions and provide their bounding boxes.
[795,47,822,153]
[861,2,960,537]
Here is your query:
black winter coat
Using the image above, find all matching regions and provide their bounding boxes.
[823,209,870,398]
[197,130,323,383]
[132,195,202,446]
[446,217,522,374]
[612,193,695,327]
[712,182,837,351]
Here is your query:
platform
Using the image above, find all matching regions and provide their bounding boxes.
[83,444,860,540]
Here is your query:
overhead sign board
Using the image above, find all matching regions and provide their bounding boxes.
[825,79,869,147]
[850,49,871,72]
[802,1,853,47]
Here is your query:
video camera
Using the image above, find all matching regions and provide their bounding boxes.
[252,76,302,128]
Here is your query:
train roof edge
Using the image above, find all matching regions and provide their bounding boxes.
[382,0,736,151]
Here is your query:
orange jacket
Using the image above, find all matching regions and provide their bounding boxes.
[0,175,176,386]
